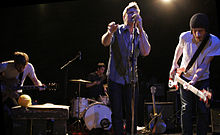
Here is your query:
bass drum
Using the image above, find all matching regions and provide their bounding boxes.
[83,103,112,130]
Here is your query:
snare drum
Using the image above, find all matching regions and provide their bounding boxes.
[71,97,89,118]
[83,103,112,130]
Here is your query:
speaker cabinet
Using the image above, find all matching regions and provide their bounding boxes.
[211,108,220,133]
[13,119,67,135]
[167,89,181,112]
[144,102,175,132]
[12,105,69,135]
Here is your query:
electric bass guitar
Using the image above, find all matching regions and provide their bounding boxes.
[17,83,57,91]
[169,69,212,104]
[149,86,166,134]
[1,78,57,102]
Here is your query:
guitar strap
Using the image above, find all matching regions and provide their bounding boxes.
[184,33,210,73]
[169,34,211,88]
[177,34,210,83]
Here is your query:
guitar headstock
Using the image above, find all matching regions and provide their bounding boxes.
[150,86,157,95]
[46,83,58,91]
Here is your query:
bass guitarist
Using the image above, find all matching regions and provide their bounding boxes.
[0,51,44,135]
[169,13,220,135]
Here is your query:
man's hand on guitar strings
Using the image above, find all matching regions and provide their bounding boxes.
[176,67,186,75]
[188,80,196,86]
[183,81,195,90]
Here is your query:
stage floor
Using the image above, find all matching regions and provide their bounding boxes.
[67,127,215,135]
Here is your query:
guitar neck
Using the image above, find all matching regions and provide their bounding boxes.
[19,85,45,90]
[152,93,157,115]
[175,75,206,101]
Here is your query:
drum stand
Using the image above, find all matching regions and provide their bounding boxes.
[68,81,86,132]
[71,81,84,131]
[68,79,91,132]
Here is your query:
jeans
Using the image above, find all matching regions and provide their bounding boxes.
[180,78,210,135]
[108,80,139,135]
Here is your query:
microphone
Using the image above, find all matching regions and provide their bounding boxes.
[132,14,137,22]
[79,51,81,60]
[132,14,137,35]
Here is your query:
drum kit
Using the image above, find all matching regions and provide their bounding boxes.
[69,79,112,132]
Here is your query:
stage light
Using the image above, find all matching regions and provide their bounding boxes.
[161,0,172,3]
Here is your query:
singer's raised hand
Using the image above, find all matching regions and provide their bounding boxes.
[108,22,118,34]
[101,21,118,46]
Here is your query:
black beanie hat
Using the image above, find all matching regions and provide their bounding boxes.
[190,13,209,31]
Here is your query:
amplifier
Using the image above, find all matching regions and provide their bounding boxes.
[211,108,220,133]
[144,102,175,132]
[12,104,69,135]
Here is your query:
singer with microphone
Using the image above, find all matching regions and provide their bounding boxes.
[101,2,151,135]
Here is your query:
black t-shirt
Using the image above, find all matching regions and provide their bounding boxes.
[86,72,106,99]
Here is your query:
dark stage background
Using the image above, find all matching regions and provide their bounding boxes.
[1,0,220,105]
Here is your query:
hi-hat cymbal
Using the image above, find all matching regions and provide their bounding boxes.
[69,79,91,83]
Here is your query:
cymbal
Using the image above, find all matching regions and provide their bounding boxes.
[69,79,91,83]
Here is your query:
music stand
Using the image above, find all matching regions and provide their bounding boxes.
[69,79,91,131]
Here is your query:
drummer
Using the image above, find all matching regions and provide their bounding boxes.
[85,62,108,102]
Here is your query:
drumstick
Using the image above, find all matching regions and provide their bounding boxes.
[105,91,109,98]
[99,95,103,101]
[87,98,97,102]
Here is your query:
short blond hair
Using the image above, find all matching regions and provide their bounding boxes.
[122,2,140,23]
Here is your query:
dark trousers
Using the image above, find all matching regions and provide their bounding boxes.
[3,97,18,135]
[108,80,139,135]
[180,78,210,135]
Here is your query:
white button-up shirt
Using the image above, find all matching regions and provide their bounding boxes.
[177,31,220,81]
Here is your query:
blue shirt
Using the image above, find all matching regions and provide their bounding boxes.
[106,24,141,85]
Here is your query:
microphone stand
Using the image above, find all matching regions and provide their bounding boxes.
[60,53,81,105]
[131,22,136,135]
